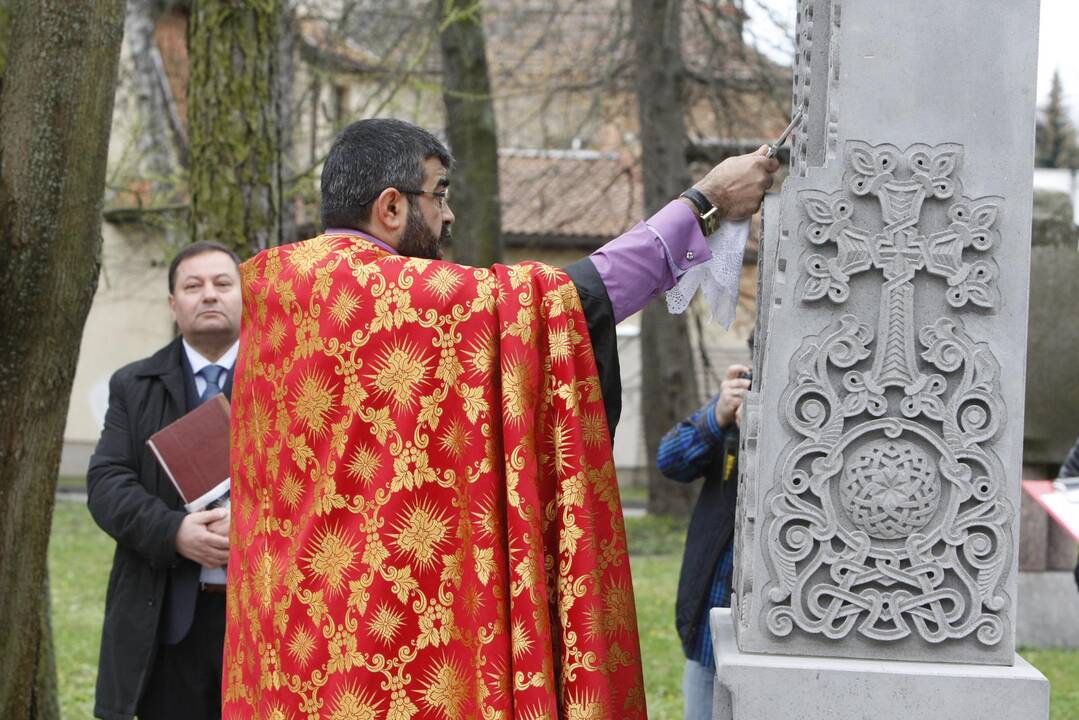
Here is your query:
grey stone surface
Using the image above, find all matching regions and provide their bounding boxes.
[1017,571,1079,649]
[734,0,1041,665]
[711,609,1049,720]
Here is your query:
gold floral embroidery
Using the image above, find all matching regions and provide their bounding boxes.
[501,360,534,423]
[547,327,572,362]
[326,628,363,672]
[463,333,496,376]
[391,502,448,569]
[286,627,316,666]
[267,316,287,352]
[345,446,381,485]
[511,619,533,659]
[369,342,429,408]
[304,525,357,594]
[425,265,463,301]
[253,550,279,611]
[420,659,468,718]
[290,370,335,434]
[438,419,471,460]
[391,442,438,492]
[329,686,381,720]
[417,602,455,648]
[580,412,607,447]
[287,235,334,275]
[329,288,362,327]
[279,471,303,508]
[367,604,404,645]
[455,384,489,424]
[473,546,494,586]
[371,285,419,333]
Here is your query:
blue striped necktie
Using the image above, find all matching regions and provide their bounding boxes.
[198,364,226,404]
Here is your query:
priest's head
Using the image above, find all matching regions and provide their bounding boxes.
[321,118,455,260]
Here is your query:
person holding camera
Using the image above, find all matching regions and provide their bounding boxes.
[656,362,752,720]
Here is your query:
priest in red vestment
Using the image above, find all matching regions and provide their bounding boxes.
[223,119,777,719]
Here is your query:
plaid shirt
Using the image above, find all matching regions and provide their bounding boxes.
[656,396,735,668]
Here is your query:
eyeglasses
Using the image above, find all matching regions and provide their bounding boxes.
[398,187,450,209]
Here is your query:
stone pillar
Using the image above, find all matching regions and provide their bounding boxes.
[717,0,1049,716]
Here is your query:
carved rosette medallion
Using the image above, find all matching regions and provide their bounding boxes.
[761,142,1011,647]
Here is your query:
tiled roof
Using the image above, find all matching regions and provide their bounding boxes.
[498,149,642,245]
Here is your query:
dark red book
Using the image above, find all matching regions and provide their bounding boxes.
[147,394,231,511]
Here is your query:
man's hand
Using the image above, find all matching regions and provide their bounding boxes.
[207,510,230,538]
[175,508,230,568]
[715,363,752,429]
[694,146,780,220]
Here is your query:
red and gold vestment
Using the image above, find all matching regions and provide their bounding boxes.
[223,234,646,719]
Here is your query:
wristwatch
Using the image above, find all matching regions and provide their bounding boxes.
[679,188,721,236]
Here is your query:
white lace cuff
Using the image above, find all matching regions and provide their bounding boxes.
[664,218,751,328]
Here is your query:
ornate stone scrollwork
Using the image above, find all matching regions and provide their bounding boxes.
[759,141,1012,647]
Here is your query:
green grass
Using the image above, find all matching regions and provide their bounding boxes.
[48,499,1079,719]
[49,499,112,720]
[56,474,85,491]
[1023,648,1079,719]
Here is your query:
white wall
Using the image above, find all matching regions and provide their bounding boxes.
[61,223,174,475]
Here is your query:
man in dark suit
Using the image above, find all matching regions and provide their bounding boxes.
[88,241,241,720]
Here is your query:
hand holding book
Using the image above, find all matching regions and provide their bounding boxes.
[176,507,230,568]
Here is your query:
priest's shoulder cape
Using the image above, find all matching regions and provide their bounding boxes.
[224,233,647,719]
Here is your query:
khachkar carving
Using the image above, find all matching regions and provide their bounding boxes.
[761,141,1011,647]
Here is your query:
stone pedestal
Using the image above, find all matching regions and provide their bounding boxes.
[711,609,1048,720]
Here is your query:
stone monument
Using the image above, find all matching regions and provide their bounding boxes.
[713,0,1050,717]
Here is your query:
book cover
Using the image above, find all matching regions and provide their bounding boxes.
[147,394,231,512]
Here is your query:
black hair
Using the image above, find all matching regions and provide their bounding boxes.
[167,241,242,294]
[320,118,453,230]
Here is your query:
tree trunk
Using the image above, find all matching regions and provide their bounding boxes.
[0,1,127,717]
[632,0,701,517]
[437,0,501,266]
[188,0,282,257]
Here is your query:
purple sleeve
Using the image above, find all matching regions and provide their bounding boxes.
[589,200,712,324]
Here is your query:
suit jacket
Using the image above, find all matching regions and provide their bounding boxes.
[87,337,232,720]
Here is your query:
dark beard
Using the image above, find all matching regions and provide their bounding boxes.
[397,203,450,260]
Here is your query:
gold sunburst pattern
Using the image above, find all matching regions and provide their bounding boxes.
[267,315,287,352]
[463,332,496,376]
[279,471,303,508]
[367,603,404,645]
[304,524,358,595]
[368,341,429,409]
[286,627,317,667]
[425,265,463,301]
[287,235,334,275]
[329,287,362,327]
[421,658,468,718]
[391,500,450,570]
[438,418,471,460]
[253,549,280,612]
[290,370,335,435]
[502,358,535,423]
[329,685,381,720]
[345,445,381,485]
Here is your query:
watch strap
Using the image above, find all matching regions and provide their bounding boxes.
[679,188,714,217]
[680,188,720,235]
